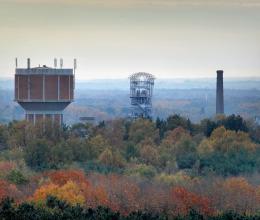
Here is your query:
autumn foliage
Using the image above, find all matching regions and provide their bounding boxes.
[47,170,89,186]
[220,177,257,214]
[0,180,21,201]
[32,181,85,205]
[31,170,108,208]
[0,161,16,178]
[2,168,260,217]
[170,186,214,216]
[1,115,260,218]
[93,174,141,215]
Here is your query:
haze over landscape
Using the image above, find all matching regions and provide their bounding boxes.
[0,0,260,124]
[1,1,260,219]
[0,0,260,79]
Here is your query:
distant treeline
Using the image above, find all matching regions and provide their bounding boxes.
[1,85,260,124]
[0,114,259,176]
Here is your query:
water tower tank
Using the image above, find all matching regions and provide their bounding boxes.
[14,58,75,125]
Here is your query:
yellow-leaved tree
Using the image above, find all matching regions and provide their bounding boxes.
[32,180,85,206]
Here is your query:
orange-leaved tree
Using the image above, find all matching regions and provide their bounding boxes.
[221,177,257,214]
[170,186,214,216]
[32,169,108,208]
[92,174,140,215]
[47,169,89,186]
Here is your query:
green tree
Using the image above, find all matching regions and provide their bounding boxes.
[98,148,125,168]
[139,139,159,166]
[200,114,249,137]
[126,164,157,179]
[7,120,31,149]
[6,170,28,185]
[174,137,197,169]
[165,114,192,133]
[128,119,159,145]
[66,137,88,162]
[200,119,217,137]
[159,127,191,168]
[125,143,139,161]
[24,138,50,170]
[98,119,126,151]
[0,124,8,150]
[87,135,110,159]
[48,141,74,169]
[155,117,167,139]
[198,126,258,176]
[70,122,93,139]
[220,114,248,132]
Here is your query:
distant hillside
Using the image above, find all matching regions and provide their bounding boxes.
[70,78,260,90]
[1,77,260,90]
[1,88,260,124]
[1,77,260,124]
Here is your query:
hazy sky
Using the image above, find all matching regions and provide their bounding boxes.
[0,0,260,79]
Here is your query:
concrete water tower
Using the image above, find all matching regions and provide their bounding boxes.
[14,58,76,125]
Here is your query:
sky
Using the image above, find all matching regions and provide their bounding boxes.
[0,0,260,80]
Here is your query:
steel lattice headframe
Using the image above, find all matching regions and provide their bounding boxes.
[129,72,155,119]
[129,72,155,81]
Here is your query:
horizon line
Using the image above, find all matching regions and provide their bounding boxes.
[1,76,260,81]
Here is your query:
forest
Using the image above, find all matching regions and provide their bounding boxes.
[1,114,260,219]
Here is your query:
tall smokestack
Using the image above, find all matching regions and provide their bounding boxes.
[15,58,18,68]
[27,58,31,69]
[216,70,224,114]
